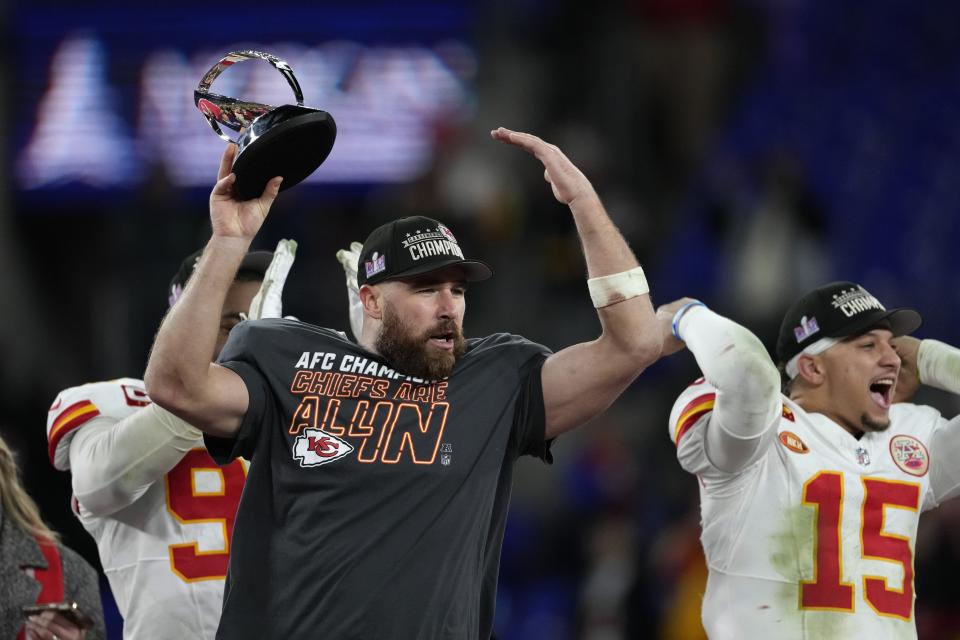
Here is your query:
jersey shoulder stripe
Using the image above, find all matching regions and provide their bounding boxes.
[47,400,102,464]
[46,378,148,468]
[673,392,716,445]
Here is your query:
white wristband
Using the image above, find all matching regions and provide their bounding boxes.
[671,301,706,341]
[587,266,649,309]
[918,339,960,394]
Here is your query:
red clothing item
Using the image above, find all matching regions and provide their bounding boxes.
[17,537,64,640]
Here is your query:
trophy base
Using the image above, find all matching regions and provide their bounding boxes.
[232,106,337,200]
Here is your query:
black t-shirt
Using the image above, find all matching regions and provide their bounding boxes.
[208,319,552,639]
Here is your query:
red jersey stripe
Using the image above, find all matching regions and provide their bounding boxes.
[674,393,716,445]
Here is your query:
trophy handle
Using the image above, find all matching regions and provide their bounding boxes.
[194,51,306,144]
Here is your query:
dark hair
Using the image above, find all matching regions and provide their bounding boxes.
[235,269,265,283]
[779,362,795,397]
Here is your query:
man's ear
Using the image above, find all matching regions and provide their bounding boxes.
[359,284,383,320]
[796,354,825,386]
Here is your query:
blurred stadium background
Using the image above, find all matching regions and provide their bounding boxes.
[3,0,960,637]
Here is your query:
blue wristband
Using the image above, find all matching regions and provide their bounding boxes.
[671,301,707,341]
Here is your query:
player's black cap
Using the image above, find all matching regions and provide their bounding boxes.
[168,248,273,307]
[776,281,922,365]
[356,216,493,286]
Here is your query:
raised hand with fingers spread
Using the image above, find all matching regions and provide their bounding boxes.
[490,127,596,207]
[491,125,661,436]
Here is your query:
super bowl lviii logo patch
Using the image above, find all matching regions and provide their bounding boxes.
[292,428,354,467]
[889,434,929,477]
[793,316,819,343]
[365,252,387,278]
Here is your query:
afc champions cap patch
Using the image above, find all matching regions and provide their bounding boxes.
[776,281,922,365]
[400,224,463,261]
[830,285,884,317]
[357,216,493,286]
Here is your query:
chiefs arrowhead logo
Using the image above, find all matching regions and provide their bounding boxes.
[292,428,354,468]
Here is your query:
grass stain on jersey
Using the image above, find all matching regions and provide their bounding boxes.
[768,503,850,639]
[768,503,814,582]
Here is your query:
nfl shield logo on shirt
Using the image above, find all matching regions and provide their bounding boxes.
[292,428,354,467]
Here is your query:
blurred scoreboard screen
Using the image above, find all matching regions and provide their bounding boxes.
[11,2,477,195]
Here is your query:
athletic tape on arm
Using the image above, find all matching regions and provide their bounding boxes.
[587,266,649,308]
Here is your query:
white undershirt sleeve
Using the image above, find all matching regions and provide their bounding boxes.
[917,339,960,504]
[678,306,783,473]
[930,414,960,505]
[69,403,203,517]
[918,339,960,394]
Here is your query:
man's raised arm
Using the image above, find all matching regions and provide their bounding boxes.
[144,144,282,437]
[659,299,782,473]
[491,128,662,439]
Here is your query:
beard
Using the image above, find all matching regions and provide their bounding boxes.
[375,307,466,380]
[859,412,891,433]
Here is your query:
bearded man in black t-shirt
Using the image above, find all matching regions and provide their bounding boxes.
[145,127,663,639]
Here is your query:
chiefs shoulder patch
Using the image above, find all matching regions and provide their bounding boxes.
[889,434,929,477]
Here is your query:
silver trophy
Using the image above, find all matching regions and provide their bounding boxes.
[195,51,336,200]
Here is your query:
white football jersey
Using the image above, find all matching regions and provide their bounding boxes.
[669,378,947,640]
[47,379,246,640]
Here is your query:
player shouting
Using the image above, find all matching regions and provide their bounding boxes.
[143,128,662,639]
[662,282,960,639]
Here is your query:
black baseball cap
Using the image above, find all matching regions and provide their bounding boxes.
[776,281,922,365]
[168,249,273,307]
[356,216,493,286]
